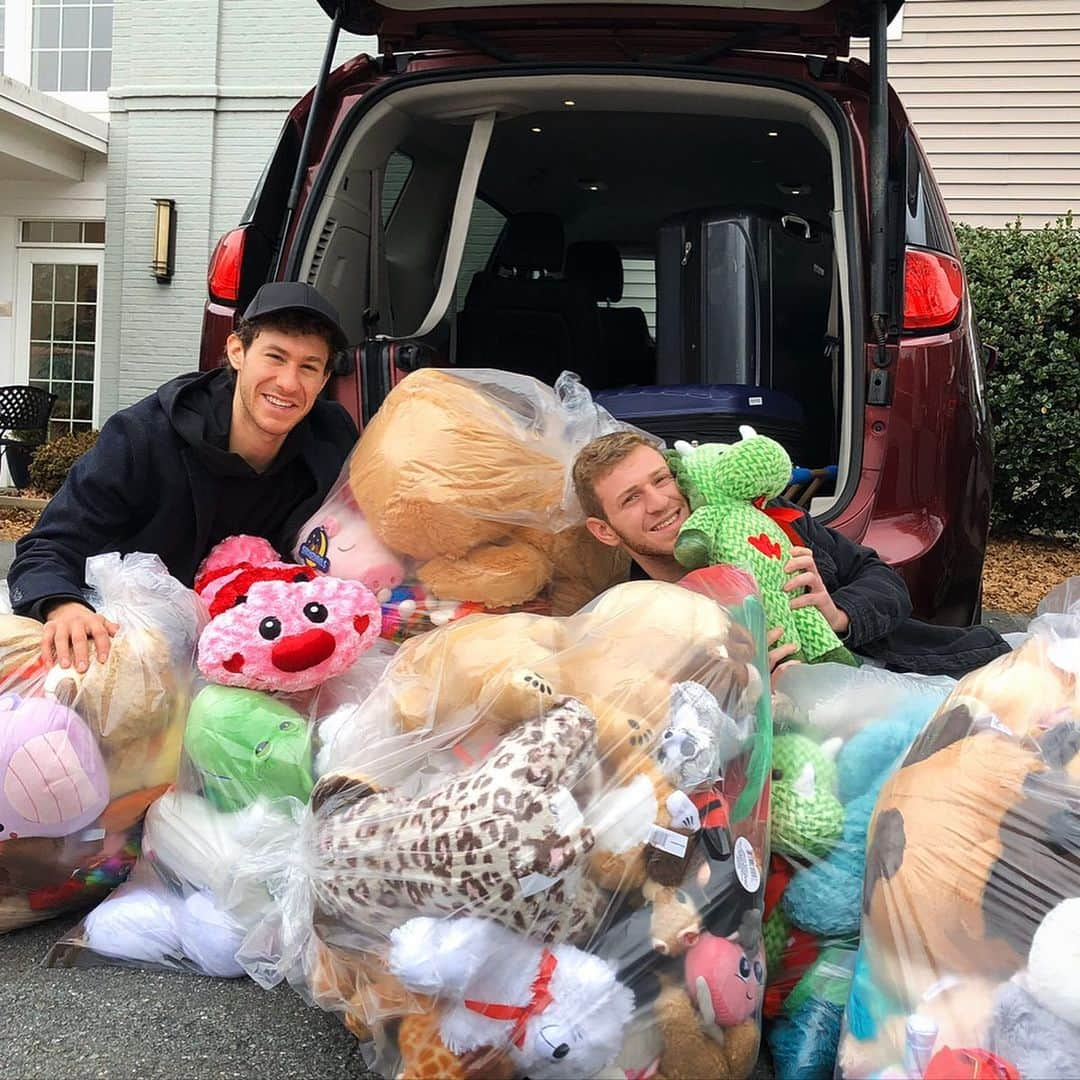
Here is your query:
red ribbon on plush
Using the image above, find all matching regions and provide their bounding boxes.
[465,948,558,1048]
[752,497,804,547]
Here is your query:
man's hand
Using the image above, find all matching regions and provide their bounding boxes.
[766,627,800,687]
[782,546,850,635]
[42,602,119,673]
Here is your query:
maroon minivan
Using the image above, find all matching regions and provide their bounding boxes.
[200,0,994,627]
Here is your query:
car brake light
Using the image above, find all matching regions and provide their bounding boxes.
[207,227,247,305]
[903,247,964,332]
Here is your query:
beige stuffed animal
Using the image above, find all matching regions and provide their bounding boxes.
[347,368,627,613]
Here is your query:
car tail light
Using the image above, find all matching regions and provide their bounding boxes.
[207,227,247,304]
[903,247,964,332]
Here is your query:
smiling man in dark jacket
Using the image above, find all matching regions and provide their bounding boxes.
[9,282,358,673]
[572,431,1010,679]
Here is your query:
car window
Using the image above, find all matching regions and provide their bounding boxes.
[613,257,657,336]
[382,152,414,226]
[905,135,955,256]
[455,198,507,310]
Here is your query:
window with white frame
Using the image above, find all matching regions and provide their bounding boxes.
[32,0,112,92]
[0,2,6,74]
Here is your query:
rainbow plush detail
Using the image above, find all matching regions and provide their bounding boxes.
[669,427,856,665]
[194,535,382,694]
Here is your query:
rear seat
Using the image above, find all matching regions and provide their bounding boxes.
[456,212,602,386]
[565,241,655,389]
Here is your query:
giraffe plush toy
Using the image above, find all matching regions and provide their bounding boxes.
[669,427,857,666]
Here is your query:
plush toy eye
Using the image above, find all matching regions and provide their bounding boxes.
[255,740,270,757]
[676,889,689,904]
[279,720,295,732]
[738,955,751,979]
[259,616,282,640]
[553,1045,570,1060]
[754,960,764,983]
[772,768,783,781]
[303,602,328,624]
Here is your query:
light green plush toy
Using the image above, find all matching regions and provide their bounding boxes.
[669,426,857,666]
[183,684,313,813]
[770,732,845,860]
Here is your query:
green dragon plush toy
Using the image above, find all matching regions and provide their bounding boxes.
[669,426,857,666]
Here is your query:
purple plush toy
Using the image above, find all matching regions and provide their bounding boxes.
[0,693,110,839]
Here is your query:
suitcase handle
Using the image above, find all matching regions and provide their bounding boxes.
[780,213,812,240]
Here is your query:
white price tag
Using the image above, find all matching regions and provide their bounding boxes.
[734,836,761,893]
[647,825,689,859]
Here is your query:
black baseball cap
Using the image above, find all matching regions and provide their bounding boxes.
[241,282,349,355]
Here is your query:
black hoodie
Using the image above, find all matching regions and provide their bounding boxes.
[9,368,358,621]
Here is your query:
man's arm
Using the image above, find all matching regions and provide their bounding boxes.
[9,413,151,626]
[792,510,913,649]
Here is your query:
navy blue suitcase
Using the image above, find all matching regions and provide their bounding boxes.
[595,384,809,467]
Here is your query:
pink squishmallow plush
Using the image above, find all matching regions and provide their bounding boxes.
[194,536,382,694]
[293,494,406,598]
[0,693,110,839]
[685,911,765,1027]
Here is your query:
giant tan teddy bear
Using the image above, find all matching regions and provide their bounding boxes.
[347,368,628,614]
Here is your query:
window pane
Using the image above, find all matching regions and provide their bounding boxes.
[52,384,72,421]
[31,303,52,340]
[89,49,110,91]
[31,264,54,300]
[60,49,89,91]
[33,50,59,91]
[77,264,98,302]
[75,343,95,381]
[62,4,90,48]
[53,343,73,380]
[53,303,74,341]
[73,383,94,422]
[83,221,105,244]
[55,264,76,302]
[52,221,81,243]
[76,303,96,342]
[24,221,52,243]
[91,5,111,48]
[34,6,60,48]
[29,344,51,382]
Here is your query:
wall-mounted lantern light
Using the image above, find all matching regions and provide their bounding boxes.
[151,199,176,283]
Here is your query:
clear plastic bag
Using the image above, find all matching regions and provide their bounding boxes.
[231,576,773,1079]
[47,637,396,974]
[292,369,643,641]
[836,599,1080,1079]
[763,664,956,1077]
[0,553,203,933]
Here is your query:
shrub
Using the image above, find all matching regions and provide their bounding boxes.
[955,215,1080,537]
[29,429,100,495]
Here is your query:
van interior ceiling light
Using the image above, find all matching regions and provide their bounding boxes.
[151,199,177,284]
[767,130,780,137]
[563,99,576,106]
[530,126,543,133]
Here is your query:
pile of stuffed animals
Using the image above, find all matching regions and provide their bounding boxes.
[0,552,203,934]
[837,603,1080,1079]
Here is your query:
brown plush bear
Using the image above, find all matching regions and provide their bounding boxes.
[347,368,628,613]
[655,982,760,1079]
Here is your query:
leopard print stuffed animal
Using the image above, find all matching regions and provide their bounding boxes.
[311,696,606,945]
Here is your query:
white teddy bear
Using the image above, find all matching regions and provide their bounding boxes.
[388,915,634,1079]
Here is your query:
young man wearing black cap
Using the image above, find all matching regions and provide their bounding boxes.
[9,281,358,672]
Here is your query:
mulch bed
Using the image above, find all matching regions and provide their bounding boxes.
[982,534,1079,616]
[0,505,1074,615]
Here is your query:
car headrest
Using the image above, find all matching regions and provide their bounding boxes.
[565,241,624,303]
[497,212,565,273]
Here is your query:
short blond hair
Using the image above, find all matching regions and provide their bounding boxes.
[573,430,659,520]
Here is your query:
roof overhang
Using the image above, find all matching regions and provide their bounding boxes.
[0,75,108,183]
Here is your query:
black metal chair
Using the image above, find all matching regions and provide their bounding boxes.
[0,385,58,486]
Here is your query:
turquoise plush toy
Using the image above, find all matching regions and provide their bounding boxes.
[668,428,857,666]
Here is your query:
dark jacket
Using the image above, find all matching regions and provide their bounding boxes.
[791,506,1010,677]
[9,369,358,621]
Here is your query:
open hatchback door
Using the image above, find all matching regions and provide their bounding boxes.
[317,0,903,56]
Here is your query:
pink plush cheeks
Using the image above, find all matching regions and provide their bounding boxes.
[197,578,382,693]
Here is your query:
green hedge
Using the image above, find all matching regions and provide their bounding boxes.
[955,216,1080,537]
